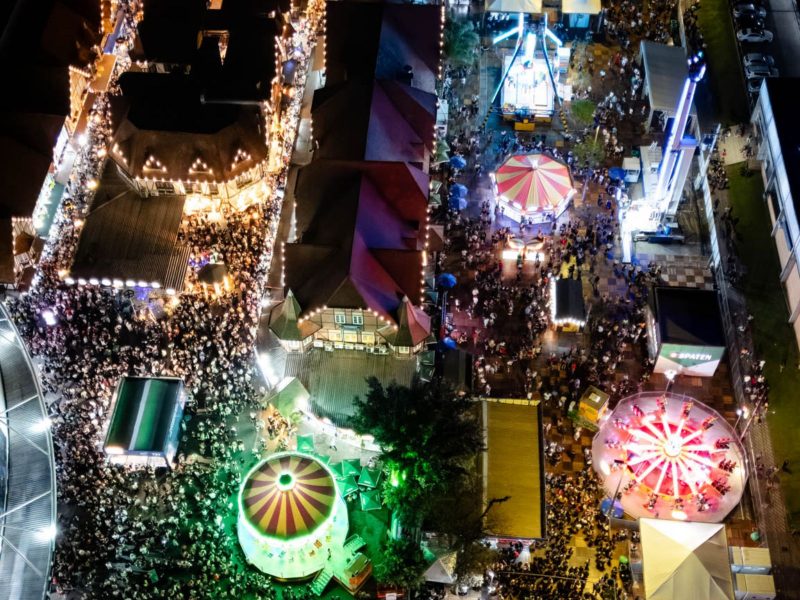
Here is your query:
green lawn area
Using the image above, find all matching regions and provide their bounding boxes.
[696,0,749,125]
[727,163,800,527]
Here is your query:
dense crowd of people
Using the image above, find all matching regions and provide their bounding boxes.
[492,470,631,600]
[0,0,778,597]
[3,2,326,598]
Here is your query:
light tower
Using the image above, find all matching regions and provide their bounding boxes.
[652,52,706,219]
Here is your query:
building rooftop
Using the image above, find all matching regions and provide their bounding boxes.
[133,0,279,102]
[285,160,428,321]
[110,72,268,182]
[652,286,725,347]
[71,162,190,290]
[312,79,437,167]
[764,78,800,218]
[324,1,441,94]
[483,401,545,539]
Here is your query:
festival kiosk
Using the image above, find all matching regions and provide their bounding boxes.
[646,286,725,377]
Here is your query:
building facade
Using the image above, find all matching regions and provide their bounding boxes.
[751,78,800,350]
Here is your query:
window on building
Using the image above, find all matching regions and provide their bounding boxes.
[352,312,364,325]
[328,329,342,342]
[334,312,346,325]
[769,192,781,225]
[155,181,174,195]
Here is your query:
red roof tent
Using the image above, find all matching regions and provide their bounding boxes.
[312,80,437,169]
[285,160,429,324]
[324,1,441,95]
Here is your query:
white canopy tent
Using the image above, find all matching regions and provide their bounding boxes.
[561,0,601,14]
[485,0,542,13]
[424,551,457,585]
[639,41,697,129]
[640,518,734,600]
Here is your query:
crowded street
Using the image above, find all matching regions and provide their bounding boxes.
[0,0,795,597]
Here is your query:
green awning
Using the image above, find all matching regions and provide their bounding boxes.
[329,462,345,479]
[339,475,359,497]
[297,434,315,454]
[359,489,382,511]
[105,377,184,456]
[358,466,382,489]
[342,458,361,478]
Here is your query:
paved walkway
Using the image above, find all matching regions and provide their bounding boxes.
[717,128,752,165]
[703,142,800,597]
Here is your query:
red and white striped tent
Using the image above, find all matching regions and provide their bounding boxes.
[494,153,575,222]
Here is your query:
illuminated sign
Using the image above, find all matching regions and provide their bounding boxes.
[669,352,713,361]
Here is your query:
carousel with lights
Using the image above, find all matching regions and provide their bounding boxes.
[591,392,747,523]
[237,452,349,580]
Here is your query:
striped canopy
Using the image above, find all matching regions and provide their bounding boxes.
[241,454,337,540]
[495,154,573,214]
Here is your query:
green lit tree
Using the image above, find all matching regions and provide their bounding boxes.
[373,537,429,589]
[353,377,484,526]
[573,137,606,168]
[444,15,480,67]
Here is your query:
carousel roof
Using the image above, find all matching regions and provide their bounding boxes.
[495,154,574,214]
[240,453,338,541]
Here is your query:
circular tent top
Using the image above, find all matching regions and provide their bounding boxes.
[591,392,747,523]
[495,153,574,214]
[240,453,337,541]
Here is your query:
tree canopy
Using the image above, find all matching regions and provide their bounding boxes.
[444,15,480,67]
[373,537,429,589]
[354,377,484,518]
[354,377,486,585]
[570,99,596,127]
[572,137,606,168]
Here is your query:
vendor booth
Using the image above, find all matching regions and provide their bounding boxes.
[572,385,610,431]
[494,154,575,223]
[483,400,545,540]
[550,277,586,331]
[103,376,186,469]
[646,286,725,377]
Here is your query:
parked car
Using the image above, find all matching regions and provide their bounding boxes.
[737,28,773,42]
[733,3,767,18]
[747,77,764,93]
[745,64,779,78]
[743,52,775,67]
[736,14,766,29]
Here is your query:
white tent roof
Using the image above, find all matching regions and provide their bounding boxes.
[561,0,601,14]
[424,552,457,584]
[485,0,542,13]
[639,41,697,116]
[641,518,734,600]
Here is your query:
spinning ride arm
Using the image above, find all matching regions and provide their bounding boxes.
[490,34,525,107]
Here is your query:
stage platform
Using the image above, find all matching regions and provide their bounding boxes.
[482,400,545,539]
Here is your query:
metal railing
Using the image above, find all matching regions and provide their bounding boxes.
[0,303,56,600]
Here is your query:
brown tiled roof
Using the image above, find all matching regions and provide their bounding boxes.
[110,72,267,183]
[71,162,189,290]
[312,79,437,167]
[285,160,429,324]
